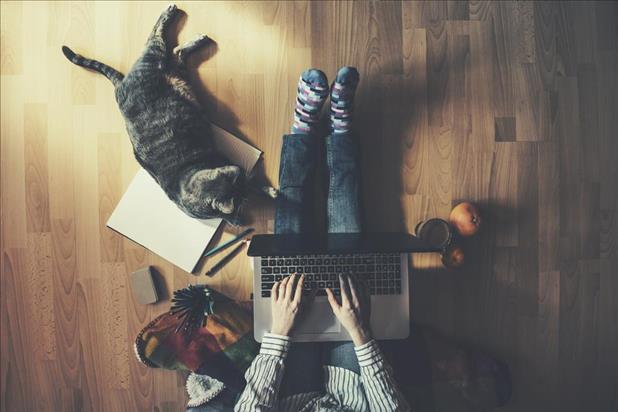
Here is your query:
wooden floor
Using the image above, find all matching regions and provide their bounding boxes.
[1,1,617,411]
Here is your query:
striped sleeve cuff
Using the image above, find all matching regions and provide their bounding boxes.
[259,333,291,358]
[354,339,384,368]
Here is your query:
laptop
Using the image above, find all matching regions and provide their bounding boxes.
[247,232,439,342]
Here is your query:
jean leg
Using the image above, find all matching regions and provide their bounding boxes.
[279,343,323,397]
[325,134,362,233]
[274,134,322,396]
[322,341,360,375]
[275,134,318,234]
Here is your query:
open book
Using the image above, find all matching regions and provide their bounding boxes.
[107,125,262,272]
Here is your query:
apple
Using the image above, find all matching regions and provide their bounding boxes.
[449,202,482,236]
[441,244,465,268]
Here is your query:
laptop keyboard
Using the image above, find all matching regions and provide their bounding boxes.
[259,253,402,298]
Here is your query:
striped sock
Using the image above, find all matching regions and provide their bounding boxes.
[330,67,359,135]
[291,69,329,135]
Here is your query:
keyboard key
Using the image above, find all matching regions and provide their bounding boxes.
[261,291,271,297]
[318,282,325,288]
[329,274,337,280]
[307,274,314,281]
[308,259,315,265]
[326,281,333,288]
[262,282,273,290]
[281,267,288,274]
[320,267,327,273]
[273,267,280,274]
[311,282,318,289]
[275,275,282,281]
[346,258,353,264]
[300,259,307,265]
[339,258,346,264]
[312,266,319,273]
[315,259,323,265]
[261,259,269,266]
[328,266,334,272]
[293,259,299,265]
[334,289,341,296]
[285,259,291,265]
[261,275,274,282]
[261,267,272,274]
[324,258,331,265]
[289,266,296,273]
[314,274,321,281]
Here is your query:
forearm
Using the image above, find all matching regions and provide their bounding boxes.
[355,340,411,412]
[234,333,290,411]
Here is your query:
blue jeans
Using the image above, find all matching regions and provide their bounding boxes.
[189,133,363,410]
[277,133,362,397]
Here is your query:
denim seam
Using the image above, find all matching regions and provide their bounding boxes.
[326,137,335,232]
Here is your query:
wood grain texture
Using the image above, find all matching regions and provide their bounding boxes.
[1,2,617,411]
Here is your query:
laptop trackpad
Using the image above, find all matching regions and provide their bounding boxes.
[295,301,341,334]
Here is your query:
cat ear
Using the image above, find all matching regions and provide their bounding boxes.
[217,198,234,214]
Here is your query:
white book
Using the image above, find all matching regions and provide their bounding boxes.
[107,125,262,273]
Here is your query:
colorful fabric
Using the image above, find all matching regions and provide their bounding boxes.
[291,69,329,135]
[135,288,259,391]
[330,67,359,134]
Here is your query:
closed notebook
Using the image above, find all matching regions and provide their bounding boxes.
[107,125,262,272]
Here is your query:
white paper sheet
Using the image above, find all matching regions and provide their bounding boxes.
[107,125,262,273]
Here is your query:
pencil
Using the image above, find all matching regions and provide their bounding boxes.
[205,241,247,277]
[203,227,254,258]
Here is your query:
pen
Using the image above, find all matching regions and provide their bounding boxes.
[205,241,247,277]
[203,227,254,258]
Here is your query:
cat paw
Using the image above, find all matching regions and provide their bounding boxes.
[262,186,279,199]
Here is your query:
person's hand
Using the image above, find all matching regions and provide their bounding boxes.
[270,273,305,336]
[325,274,372,346]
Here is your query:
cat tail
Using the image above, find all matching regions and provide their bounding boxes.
[61,46,124,87]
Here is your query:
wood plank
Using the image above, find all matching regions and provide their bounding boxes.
[0,1,22,74]
[97,133,124,263]
[24,103,51,233]
[1,77,27,248]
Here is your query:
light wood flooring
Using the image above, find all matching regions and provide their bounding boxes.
[1,1,617,411]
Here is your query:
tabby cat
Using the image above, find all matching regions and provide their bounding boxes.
[62,4,272,224]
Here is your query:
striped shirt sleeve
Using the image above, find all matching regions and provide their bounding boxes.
[234,333,290,412]
[355,340,411,412]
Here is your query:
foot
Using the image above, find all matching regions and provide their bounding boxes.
[291,69,329,135]
[330,67,359,135]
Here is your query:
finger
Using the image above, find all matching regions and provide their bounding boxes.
[285,274,296,301]
[325,288,340,311]
[271,281,279,301]
[347,274,360,306]
[293,274,304,305]
[279,276,290,301]
[339,274,351,306]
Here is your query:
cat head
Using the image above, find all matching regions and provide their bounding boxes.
[178,165,246,223]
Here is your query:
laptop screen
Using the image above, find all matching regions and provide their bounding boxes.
[247,232,440,256]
